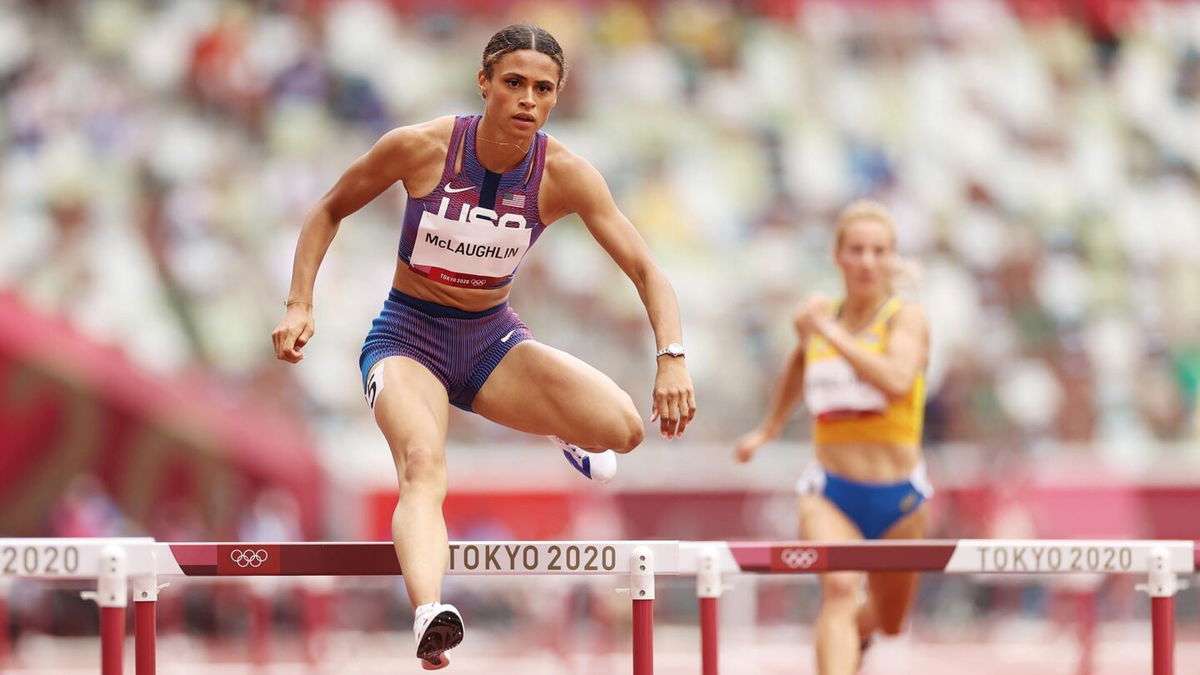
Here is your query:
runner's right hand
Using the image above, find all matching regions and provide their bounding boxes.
[734,428,773,463]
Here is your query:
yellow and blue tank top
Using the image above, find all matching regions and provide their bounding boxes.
[802,297,924,447]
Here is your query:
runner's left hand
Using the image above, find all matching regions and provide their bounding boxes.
[651,358,696,440]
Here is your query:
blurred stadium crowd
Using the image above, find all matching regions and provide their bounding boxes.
[2,1,1200,669]
[2,0,1198,459]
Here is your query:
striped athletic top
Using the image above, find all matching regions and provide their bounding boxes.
[398,115,549,289]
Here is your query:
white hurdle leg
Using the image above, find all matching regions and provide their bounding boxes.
[81,545,127,675]
[697,547,722,675]
[1138,546,1183,675]
[630,546,655,675]
[133,551,168,675]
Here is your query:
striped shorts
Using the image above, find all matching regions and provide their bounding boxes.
[359,288,533,412]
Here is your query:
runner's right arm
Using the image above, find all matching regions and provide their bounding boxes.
[272,121,443,363]
[735,343,807,462]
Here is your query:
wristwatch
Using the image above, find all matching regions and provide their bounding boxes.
[655,343,686,358]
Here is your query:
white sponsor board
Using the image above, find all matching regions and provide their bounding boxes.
[947,540,1194,574]
[445,541,679,575]
[0,538,156,579]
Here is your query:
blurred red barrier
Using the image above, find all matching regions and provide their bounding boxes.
[0,290,325,538]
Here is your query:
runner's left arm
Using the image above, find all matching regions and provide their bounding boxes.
[808,302,928,398]
[561,154,696,439]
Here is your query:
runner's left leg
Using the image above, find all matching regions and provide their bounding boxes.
[471,341,643,454]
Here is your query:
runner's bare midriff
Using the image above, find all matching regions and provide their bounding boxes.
[392,261,512,312]
[814,441,921,483]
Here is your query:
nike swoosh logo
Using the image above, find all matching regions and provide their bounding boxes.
[444,184,474,193]
[500,329,516,343]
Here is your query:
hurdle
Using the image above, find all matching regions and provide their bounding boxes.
[0,539,678,674]
[0,538,1193,674]
[685,539,1195,675]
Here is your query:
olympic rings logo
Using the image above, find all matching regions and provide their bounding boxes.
[780,547,819,570]
[230,549,270,568]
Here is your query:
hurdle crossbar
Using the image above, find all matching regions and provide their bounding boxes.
[0,538,1192,675]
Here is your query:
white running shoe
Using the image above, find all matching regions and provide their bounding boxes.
[413,602,464,670]
[548,436,618,483]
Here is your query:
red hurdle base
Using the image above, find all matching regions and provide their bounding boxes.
[0,591,9,669]
[700,596,718,675]
[633,598,654,675]
[1152,595,1174,675]
[135,600,156,675]
[101,606,125,675]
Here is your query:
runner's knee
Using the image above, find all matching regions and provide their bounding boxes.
[821,572,862,607]
[396,444,447,495]
[608,402,643,453]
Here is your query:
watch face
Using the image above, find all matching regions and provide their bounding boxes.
[658,343,684,357]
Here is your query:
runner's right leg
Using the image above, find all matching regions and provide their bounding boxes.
[367,356,459,667]
[868,504,927,635]
[799,494,867,675]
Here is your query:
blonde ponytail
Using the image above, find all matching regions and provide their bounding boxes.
[889,256,923,301]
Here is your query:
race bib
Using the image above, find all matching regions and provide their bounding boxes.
[804,357,888,415]
[410,210,532,278]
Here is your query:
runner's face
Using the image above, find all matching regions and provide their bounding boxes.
[479,50,560,137]
[835,218,894,298]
